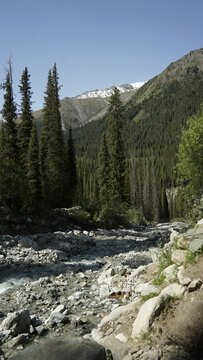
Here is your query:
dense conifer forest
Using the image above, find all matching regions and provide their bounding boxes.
[0,49,202,225]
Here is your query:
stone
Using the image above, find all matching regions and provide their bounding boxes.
[188,279,202,292]
[171,250,188,265]
[7,334,29,349]
[2,310,31,336]
[189,239,203,253]
[47,312,70,325]
[100,284,110,298]
[170,230,179,243]
[131,295,164,338]
[36,325,49,336]
[197,218,203,225]
[162,264,177,283]
[160,283,186,297]
[115,333,128,342]
[135,282,160,296]
[100,301,139,327]
[177,266,191,286]
[141,284,160,296]
[10,337,106,360]
[51,304,65,314]
[177,236,190,250]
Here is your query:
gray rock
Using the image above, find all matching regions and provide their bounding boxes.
[10,337,106,360]
[131,295,164,338]
[2,310,31,336]
[160,283,186,297]
[170,230,179,243]
[162,264,177,282]
[36,325,49,336]
[100,284,110,298]
[135,282,160,296]
[189,239,203,253]
[115,333,128,342]
[7,334,30,349]
[47,312,70,325]
[171,250,188,265]
[188,279,202,292]
[177,266,191,286]
[51,304,66,314]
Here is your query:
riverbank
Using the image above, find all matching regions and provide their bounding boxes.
[0,220,202,359]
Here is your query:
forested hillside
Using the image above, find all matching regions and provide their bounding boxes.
[0,49,202,224]
[73,48,203,220]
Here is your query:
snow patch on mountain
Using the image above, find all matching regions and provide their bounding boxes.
[76,82,146,99]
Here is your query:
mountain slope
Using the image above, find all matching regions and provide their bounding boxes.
[74,48,203,158]
[34,83,143,132]
[73,48,203,220]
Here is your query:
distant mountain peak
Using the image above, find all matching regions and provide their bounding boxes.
[75,82,146,99]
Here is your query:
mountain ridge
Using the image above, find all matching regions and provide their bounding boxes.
[74,82,145,99]
[34,81,143,131]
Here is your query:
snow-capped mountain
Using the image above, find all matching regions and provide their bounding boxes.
[75,82,145,99]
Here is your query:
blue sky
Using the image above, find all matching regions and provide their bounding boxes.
[0,0,203,110]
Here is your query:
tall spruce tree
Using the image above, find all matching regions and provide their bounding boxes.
[96,87,127,221]
[27,123,41,212]
[39,64,66,208]
[18,67,33,168]
[39,69,52,202]
[1,61,18,159]
[97,133,110,211]
[0,61,21,208]
[67,127,77,205]
[106,87,126,207]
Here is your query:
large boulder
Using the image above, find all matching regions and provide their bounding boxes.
[171,250,188,265]
[1,310,31,336]
[10,337,106,360]
[131,295,164,338]
[100,300,139,327]
[162,264,177,283]
[160,283,186,297]
[189,239,203,253]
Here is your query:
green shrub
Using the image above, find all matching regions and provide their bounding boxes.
[125,208,146,226]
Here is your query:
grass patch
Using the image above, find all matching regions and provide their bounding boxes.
[140,326,155,343]
[152,247,173,285]
[141,293,159,302]
[184,250,197,266]
[161,295,183,313]
[184,247,203,267]
[152,273,166,285]
[158,248,173,272]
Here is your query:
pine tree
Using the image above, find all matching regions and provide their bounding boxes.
[18,67,33,168]
[39,64,66,208]
[1,61,18,159]
[27,123,41,212]
[0,61,23,209]
[67,127,77,205]
[97,133,110,210]
[106,87,126,207]
[39,69,52,201]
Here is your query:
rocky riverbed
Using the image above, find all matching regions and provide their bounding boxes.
[0,220,202,359]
